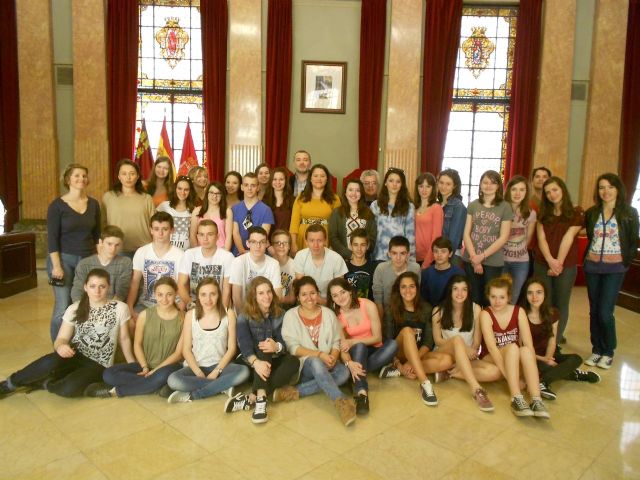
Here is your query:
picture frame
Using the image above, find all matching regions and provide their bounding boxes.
[300,61,347,114]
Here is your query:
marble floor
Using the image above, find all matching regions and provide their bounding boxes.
[1,269,639,479]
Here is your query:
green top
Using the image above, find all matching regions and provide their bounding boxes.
[142,306,182,369]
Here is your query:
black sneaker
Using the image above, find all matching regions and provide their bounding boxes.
[420,380,438,406]
[157,384,174,398]
[0,380,16,399]
[530,399,550,419]
[355,393,370,415]
[539,382,556,400]
[511,395,534,417]
[573,369,601,383]
[379,364,401,379]
[84,382,114,398]
[224,392,251,413]
[252,397,268,424]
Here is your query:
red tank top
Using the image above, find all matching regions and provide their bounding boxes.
[485,305,520,348]
[338,298,382,347]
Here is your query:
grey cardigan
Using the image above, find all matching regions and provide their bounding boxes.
[328,207,377,260]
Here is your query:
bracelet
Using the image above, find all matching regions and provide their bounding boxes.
[345,360,351,369]
[141,365,149,370]
[250,358,256,367]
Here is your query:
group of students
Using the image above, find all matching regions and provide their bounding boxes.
[0,153,637,427]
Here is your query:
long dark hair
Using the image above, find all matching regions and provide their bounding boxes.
[292,276,319,300]
[112,159,145,194]
[593,172,632,221]
[389,272,425,327]
[437,275,474,332]
[243,276,283,321]
[194,278,225,319]
[378,168,411,216]
[198,181,228,220]
[437,168,462,202]
[504,175,531,219]
[326,277,359,314]
[224,171,244,200]
[519,277,554,339]
[146,156,176,197]
[74,268,111,324]
[299,164,337,204]
[263,167,294,211]
[539,176,576,224]
[414,172,438,208]
[169,176,196,211]
[478,170,504,206]
[338,179,373,220]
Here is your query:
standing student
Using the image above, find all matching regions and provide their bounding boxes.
[360,169,380,206]
[530,166,552,210]
[0,269,134,399]
[144,156,176,207]
[414,173,444,268]
[344,228,378,300]
[583,173,639,369]
[157,176,196,250]
[479,276,549,418]
[86,277,184,398]
[263,167,295,233]
[462,170,513,307]
[101,159,155,257]
[437,168,467,261]
[289,164,341,254]
[420,236,465,307]
[224,171,243,209]
[328,179,376,260]
[534,176,583,343]
[47,163,101,341]
[270,229,297,307]
[255,163,271,200]
[167,278,249,403]
[232,173,274,255]
[370,168,416,261]
[289,150,311,197]
[503,175,537,304]
[188,165,208,206]
[190,181,233,251]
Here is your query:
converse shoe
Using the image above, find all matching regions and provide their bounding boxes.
[584,353,602,367]
[157,384,174,398]
[223,386,235,398]
[379,364,401,379]
[224,392,251,413]
[539,382,556,400]
[572,369,601,383]
[597,355,613,370]
[251,397,268,424]
[530,398,550,419]
[0,380,16,399]
[472,388,494,412]
[355,393,370,415]
[420,380,438,406]
[334,397,356,426]
[84,382,115,398]
[511,395,534,417]
[272,385,299,403]
[167,391,192,404]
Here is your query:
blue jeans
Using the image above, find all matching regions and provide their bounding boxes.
[349,339,397,392]
[585,271,626,357]
[464,262,504,307]
[167,363,250,400]
[47,253,83,342]
[533,263,577,342]
[503,261,530,304]
[103,362,182,397]
[296,357,350,401]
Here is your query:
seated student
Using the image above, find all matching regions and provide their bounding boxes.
[230,226,282,308]
[431,275,501,412]
[226,277,300,423]
[420,237,465,306]
[71,225,132,303]
[85,277,184,398]
[231,173,274,256]
[279,276,356,427]
[126,212,184,330]
[0,269,134,399]
[270,229,296,307]
[328,278,397,415]
[344,228,378,300]
[372,235,421,319]
[167,278,250,403]
[178,220,234,310]
[293,224,349,305]
[520,278,599,401]
[479,276,549,418]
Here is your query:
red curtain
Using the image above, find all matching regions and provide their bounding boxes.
[358,0,387,170]
[0,0,19,231]
[620,0,640,198]
[107,0,139,182]
[504,0,543,180]
[265,0,292,168]
[420,0,462,174]
[201,0,229,182]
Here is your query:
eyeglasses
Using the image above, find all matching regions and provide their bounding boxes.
[248,240,268,246]
[273,241,289,247]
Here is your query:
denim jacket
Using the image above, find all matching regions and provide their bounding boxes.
[236,312,287,361]
[442,196,467,251]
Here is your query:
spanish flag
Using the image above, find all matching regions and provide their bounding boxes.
[157,117,174,162]
[135,119,154,179]
[178,119,199,176]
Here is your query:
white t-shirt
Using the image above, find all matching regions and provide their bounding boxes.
[293,247,349,298]
[179,247,235,299]
[229,254,281,300]
[157,201,192,250]
[63,300,130,367]
[133,243,184,307]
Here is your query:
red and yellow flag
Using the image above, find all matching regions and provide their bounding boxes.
[135,119,154,179]
[178,120,199,176]
[157,117,174,162]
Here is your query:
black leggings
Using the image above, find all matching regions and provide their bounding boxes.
[250,351,299,395]
[536,351,582,386]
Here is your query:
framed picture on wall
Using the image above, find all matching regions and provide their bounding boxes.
[301,61,347,114]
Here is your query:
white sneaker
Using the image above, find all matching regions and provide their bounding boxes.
[584,354,601,367]
[597,355,613,370]
[167,391,192,404]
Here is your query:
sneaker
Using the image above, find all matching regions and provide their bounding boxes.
[573,369,601,383]
[334,397,356,426]
[0,380,16,399]
[420,380,438,406]
[434,370,451,383]
[167,391,192,404]
[83,382,114,398]
[539,382,556,400]
[157,384,174,398]
[355,393,370,415]
[530,399,550,419]
[272,385,299,403]
[597,355,613,370]
[584,353,602,367]
[511,395,534,417]
[224,392,251,413]
[472,388,494,412]
[379,364,401,379]
[252,397,268,424]
[223,386,235,398]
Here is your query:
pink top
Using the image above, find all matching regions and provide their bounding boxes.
[337,298,382,347]
[198,212,227,249]
[415,203,444,266]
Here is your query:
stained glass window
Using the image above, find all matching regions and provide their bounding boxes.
[442,6,518,204]
[135,0,205,168]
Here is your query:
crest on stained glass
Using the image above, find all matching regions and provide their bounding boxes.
[155,18,190,69]
[462,27,495,79]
